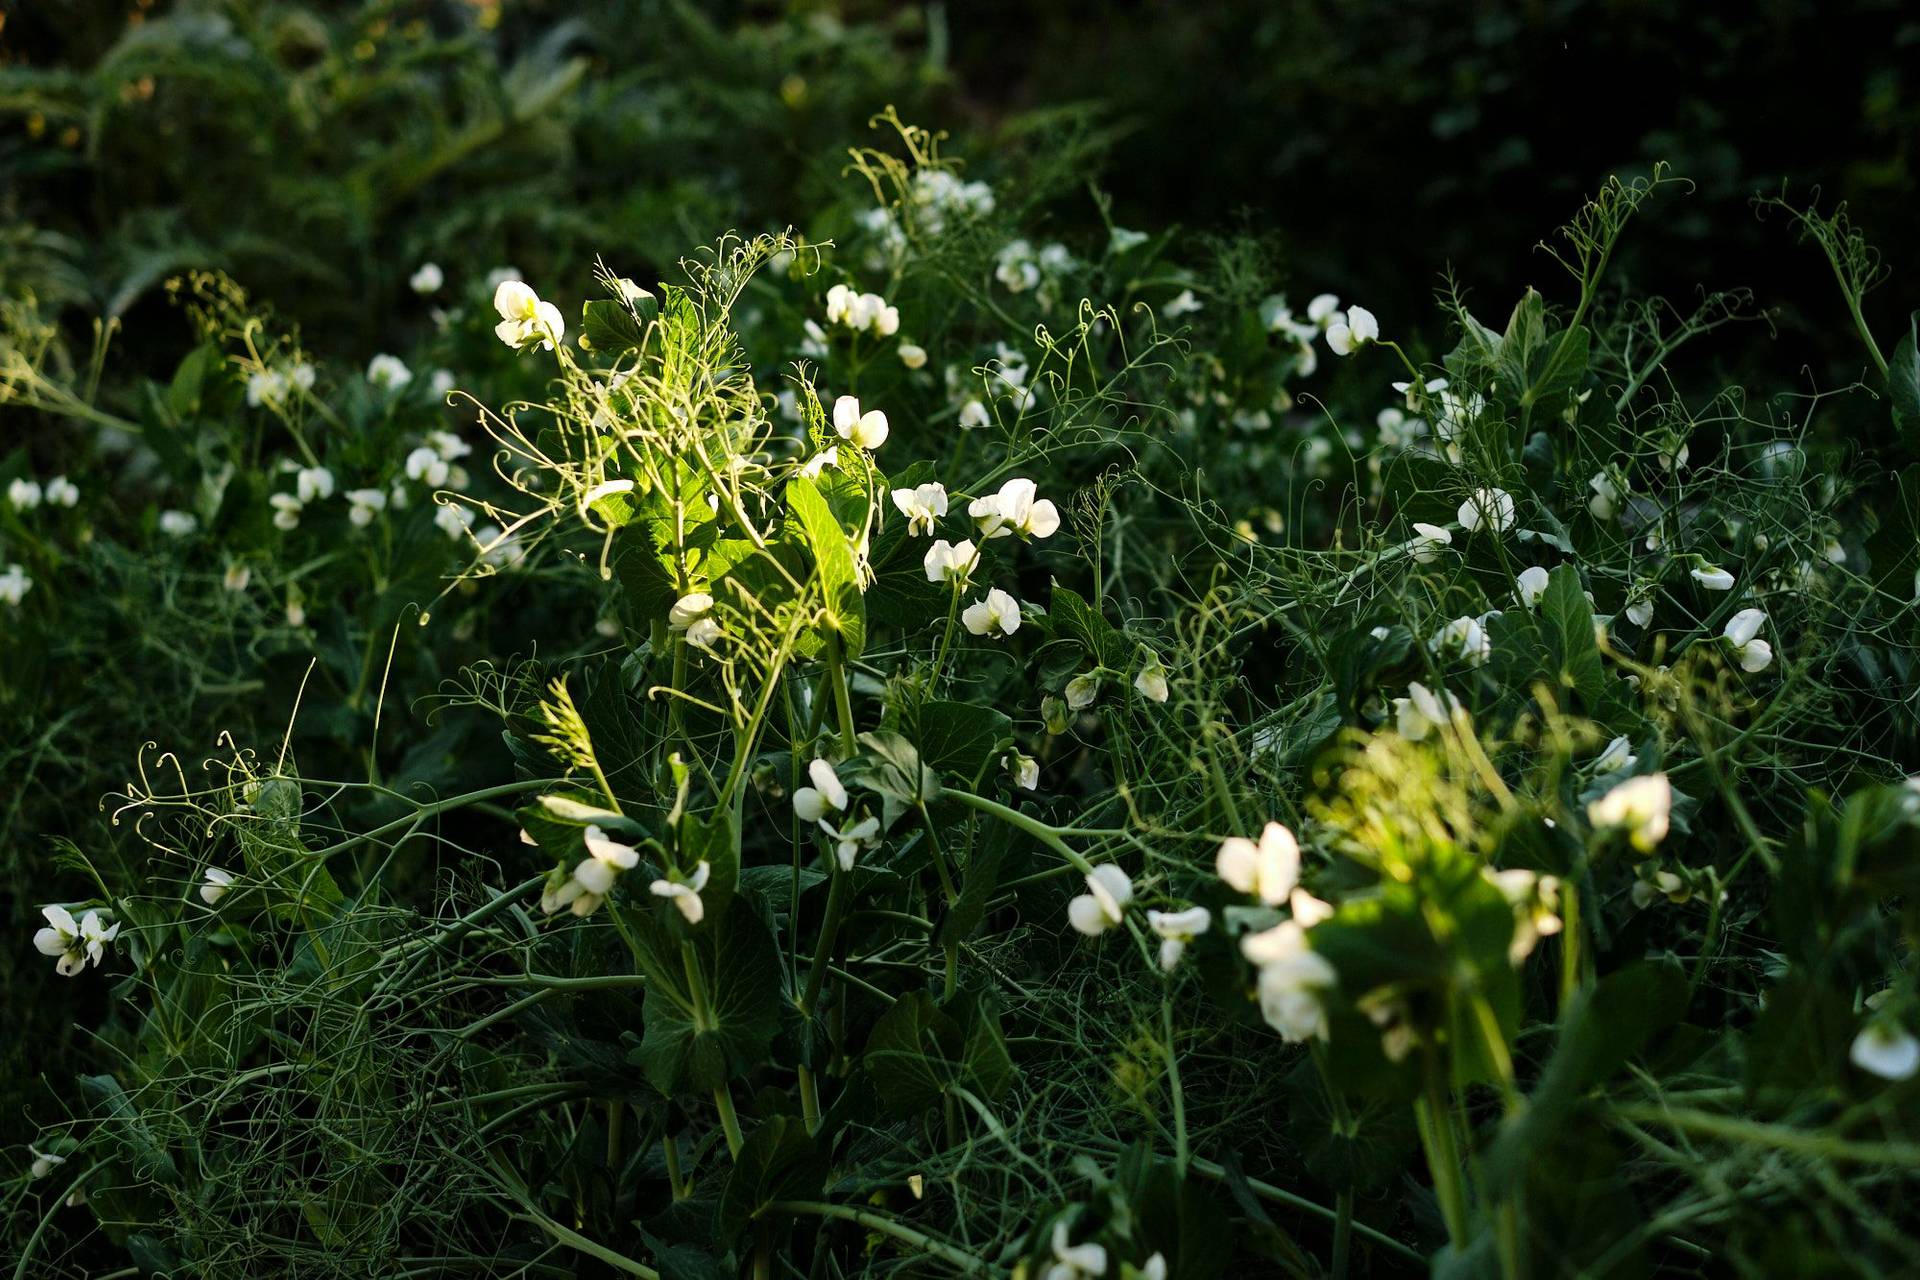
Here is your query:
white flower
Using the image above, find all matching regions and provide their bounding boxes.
[898,342,929,369]
[1164,289,1203,318]
[366,354,412,390]
[246,369,287,406]
[792,759,849,824]
[1110,226,1150,254]
[0,563,31,606]
[969,477,1060,540]
[1430,615,1490,666]
[923,538,978,585]
[1243,920,1337,1042]
[669,592,713,630]
[819,814,879,871]
[1009,753,1040,791]
[427,429,472,461]
[406,446,451,488]
[1134,657,1170,704]
[1690,564,1735,592]
[222,562,251,593]
[1625,597,1654,628]
[1047,1222,1109,1280]
[957,399,991,430]
[1392,682,1457,741]
[892,482,948,536]
[344,488,387,527]
[685,617,723,652]
[266,493,302,530]
[995,241,1041,292]
[962,587,1023,638]
[434,502,475,539]
[1588,471,1625,521]
[1587,773,1672,853]
[1850,1021,1920,1081]
[1723,608,1771,672]
[295,466,336,503]
[1216,821,1300,906]
[1147,906,1212,970]
[44,476,78,507]
[798,446,839,478]
[8,478,43,509]
[199,867,234,905]
[1594,735,1637,775]
[1306,294,1342,325]
[410,262,444,294]
[1064,673,1101,710]
[1067,864,1133,936]
[34,905,117,977]
[1516,566,1551,608]
[289,363,316,392]
[650,860,713,925]
[493,280,565,350]
[28,1146,66,1180]
[1458,488,1516,534]
[1290,887,1335,927]
[584,825,643,873]
[159,509,198,537]
[430,368,457,398]
[1326,305,1378,355]
[1410,522,1453,564]
[832,395,890,450]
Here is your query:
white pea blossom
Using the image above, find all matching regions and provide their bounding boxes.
[832,395,890,450]
[430,368,457,398]
[199,867,234,905]
[410,262,444,294]
[1064,673,1101,710]
[1594,735,1637,775]
[1516,566,1551,607]
[1008,752,1040,791]
[28,1146,66,1180]
[824,284,899,335]
[1588,471,1625,521]
[1217,822,1301,906]
[1393,682,1457,741]
[1242,920,1337,1042]
[1306,294,1342,326]
[923,539,977,585]
[1134,657,1170,704]
[44,476,78,507]
[792,759,849,824]
[1067,864,1133,936]
[1723,608,1772,672]
[1046,1223,1109,1280]
[493,280,564,350]
[957,399,991,430]
[962,587,1023,638]
[1410,522,1453,564]
[1690,564,1735,591]
[344,488,387,527]
[650,860,712,925]
[0,564,31,606]
[1588,773,1672,852]
[1625,597,1654,627]
[366,354,412,390]
[159,510,197,537]
[246,369,288,406]
[891,482,948,535]
[823,814,881,871]
[994,240,1041,293]
[1430,615,1491,667]
[969,478,1060,540]
[669,592,714,631]
[406,446,450,488]
[269,493,303,530]
[898,342,928,369]
[222,562,251,592]
[685,617,723,653]
[1147,906,1212,971]
[434,502,475,539]
[295,466,335,503]
[33,905,118,977]
[798,446,839,479]
[9,478,43,509]
[1326,305,1378,355]
[1164,289,1204,318]
[542,825,643,917]
[1850,1021,1920,1081]
[1458,487,1516,534]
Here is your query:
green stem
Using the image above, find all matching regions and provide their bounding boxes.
[1416,1051,1472,1249]
[768,1201,993,1275]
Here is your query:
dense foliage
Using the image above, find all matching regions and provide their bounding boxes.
[5,4,1920,1278]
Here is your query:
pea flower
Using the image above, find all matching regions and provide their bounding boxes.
[410,262,444,294]
[792,759,849,824]
[823,815,881,871]
[892,482,948,535]
[1326,305,1378,355]
[269,493,303,530]
[1306,294,1343,326]
[434,502,474,539]
[898,342,929,369]
[28,1146,66,1180]
[650,860,712,925]
[295,466,336,503]
[962,587,1023,638]
[1458,487,1516,534]
[1410,522,1452,564]
[1164,289,1204,318]
[1850,1021,1920,1081]
[1147,906,1212,970]
[1242,920,1337,1042]
[345,488,387,528]
[1047,1223,1108,1280]
[493,280,564,350]
[1134,656,1170,703]
[969,478,1060,540]
[1690,563,1735,592]
[44,476,78,507]
[1430,615,1491,667]
[1630,865,1690,910]
[1392,682,1457,741]
[1064,673,1101,710]
[1594,735,1637,775]
[200,867,235,906]
[923,539,978,585]
[406,446,451,488]
[158,510,197,537]
[957,399,991,430]
[1588,471,1626,521]
[34,905,118,977]
[1624,596,1654,627]
[223,562,251,592]
[1216,821,1300,906]
[0,564,31,606]
[542,825,643,917]
[8,478,42,509]
[1587,773,1672,852]
[1516,566,1551,607]
[1723,608,1772,672]
[366,354,412,390]
[669,592,714,631]
[831,395,890,450]
[1008,752,1040,791]
[685,617,722,652]
[1067,864,1134,936]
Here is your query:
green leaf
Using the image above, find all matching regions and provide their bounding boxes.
[861,990,1011,1118]
[626,907,782,1096]
[1540,563,1606,712]
[1047,583,1129,668]
[1499,288,1590,423]
[582,298,649,355]
[716,1116,828,1249]
[1889,309,1920,454]
[787,474,867,658]
[910,700,1013,784]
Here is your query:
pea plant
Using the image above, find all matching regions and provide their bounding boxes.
[12,127,1920,1280]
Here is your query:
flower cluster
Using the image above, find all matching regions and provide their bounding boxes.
[33,905,118,977]
[792,759,883,870]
